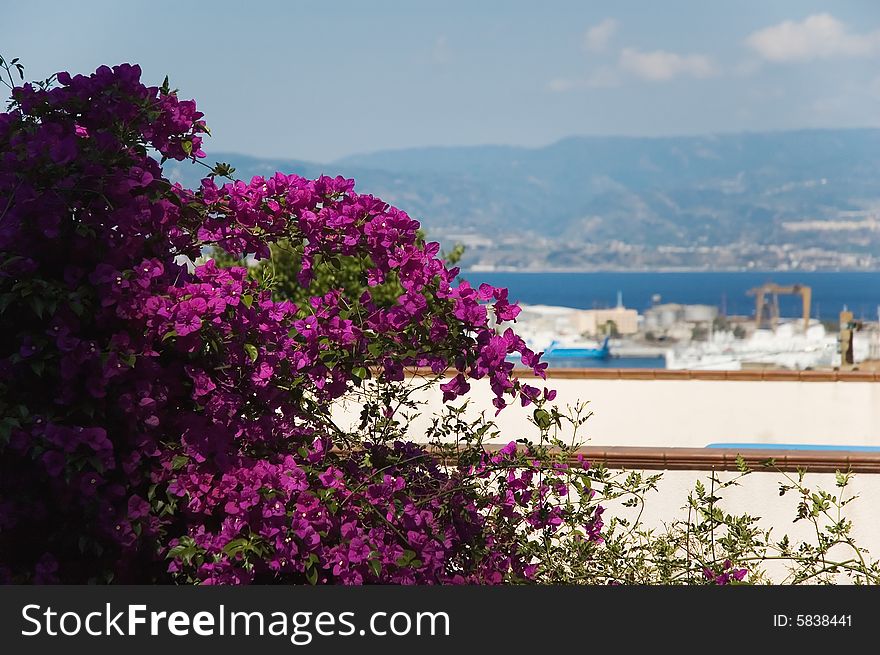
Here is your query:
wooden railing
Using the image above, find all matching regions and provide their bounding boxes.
[400,368,880,472]
[405,368,880,382]
[527,369,880,382]
[464,444,880,473]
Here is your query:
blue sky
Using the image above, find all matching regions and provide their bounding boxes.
[5,1,880,161]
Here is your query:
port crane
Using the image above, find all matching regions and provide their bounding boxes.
[746,283,811,332]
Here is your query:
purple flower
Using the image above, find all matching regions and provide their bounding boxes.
[174,298,207,336]
[440,374,470,402]
[34,553,59,584]
[19,338,38,359]
[79,472,103,497]
[185,366,216,397]
[49,136,77,164]
[1,60,555,586]
[520,384,541,407]
[347,538,371,564]
[127,495,150,519]
[41,451,66,477]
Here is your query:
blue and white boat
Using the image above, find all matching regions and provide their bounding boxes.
[545,336,611,359]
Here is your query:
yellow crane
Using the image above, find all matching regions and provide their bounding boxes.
[746,283,811,332]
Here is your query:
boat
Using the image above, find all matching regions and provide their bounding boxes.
[665,320,838,370]
[545,336,611,359]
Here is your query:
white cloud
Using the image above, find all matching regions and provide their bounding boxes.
[583,18,618,52]
[746,13,880,62]
[618,48,716,81]
[547,68,619,92]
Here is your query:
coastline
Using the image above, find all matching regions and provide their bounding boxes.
[463,266,880,274]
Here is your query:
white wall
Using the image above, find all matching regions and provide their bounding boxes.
[332,375,880,448]
[330,374,880,577]
[603,469,880,581]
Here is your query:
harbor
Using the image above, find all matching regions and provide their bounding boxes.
[502,277,880,371]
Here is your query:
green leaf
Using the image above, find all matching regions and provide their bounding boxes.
[212,162,236,178]
[1,255,25,269]
[369,557,382,578]
[222,538,249,556]
[244,343,258,363]
[162,329,178,341]
[30,296,45,318]
[167,545,187,558]
[306,566,318,585]
[0,417,21,443]
[181,140,193,156]
[0,294,14,315]
[171,455,189,470]
[75,223,95,237]
[533,409,552,430]
[259,487,283,500]
[241,294,253,309]
[395,549,418,567]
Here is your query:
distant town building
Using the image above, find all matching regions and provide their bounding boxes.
[578,307,639,336]
[644,303,718,332]
[514,303,639,340]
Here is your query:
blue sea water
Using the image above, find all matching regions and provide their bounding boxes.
[465,271,880,322]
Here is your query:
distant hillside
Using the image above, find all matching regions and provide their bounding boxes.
[164,129,880,270]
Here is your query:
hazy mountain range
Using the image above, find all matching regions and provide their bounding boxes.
[164,129,880,271]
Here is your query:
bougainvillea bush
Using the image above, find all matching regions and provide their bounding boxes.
[6,60,875,587]
[0,60,609,584]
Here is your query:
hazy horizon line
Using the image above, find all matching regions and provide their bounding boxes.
[199,125,880,166]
